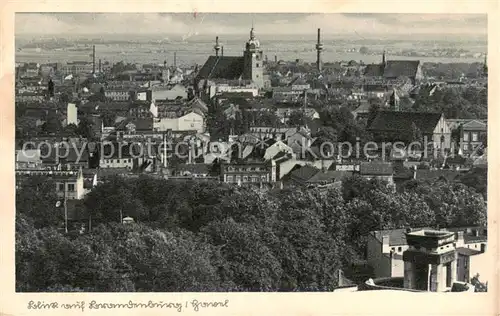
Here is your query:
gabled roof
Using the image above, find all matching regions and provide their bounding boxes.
[187,97,208,112]
[196,56,245,81]
[383,60,421,79]
[462,120,487,131]
[367,111,443,134]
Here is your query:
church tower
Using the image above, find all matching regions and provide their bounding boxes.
[243,27,264,88]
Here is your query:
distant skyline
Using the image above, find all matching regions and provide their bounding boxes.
[16,13,487,37]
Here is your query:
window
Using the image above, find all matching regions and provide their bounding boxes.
[463,144,469,151]
[68,183,75,192]
[472,132,478,142]
[243,176,248,182]
[227,176,234,183]
[256,63,259,67]
[57,183,64,191]
[463,132,469,142]
[398,247,402,252]
[391,247,395,252]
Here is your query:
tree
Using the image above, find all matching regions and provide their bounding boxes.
[101,110,117,127]
[41,114,63,135]
[76,116,95,140]
[16,177,64,228]
[287,111,308,127]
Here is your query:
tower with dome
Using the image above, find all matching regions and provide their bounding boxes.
[242,27,264,88]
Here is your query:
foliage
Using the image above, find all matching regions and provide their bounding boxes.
[412,86,487,119]
[16,174,487,292]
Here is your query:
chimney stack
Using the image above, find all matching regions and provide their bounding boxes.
[174,52,177,68]
[99,59,102,73]
[382,235,390,253]
[221,46,224,56]
[315,28,323,72]
[92,45,96,74]
[275,55,277,63]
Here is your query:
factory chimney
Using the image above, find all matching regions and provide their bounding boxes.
[92,45,96,74]
[315,28,323,72]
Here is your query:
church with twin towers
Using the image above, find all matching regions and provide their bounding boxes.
[195,26,324,91]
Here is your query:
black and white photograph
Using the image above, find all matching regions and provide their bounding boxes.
[13,11,490,295]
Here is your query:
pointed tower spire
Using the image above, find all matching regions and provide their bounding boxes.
[382,50,386,66]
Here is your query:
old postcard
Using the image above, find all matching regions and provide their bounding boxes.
[0,1,498,315]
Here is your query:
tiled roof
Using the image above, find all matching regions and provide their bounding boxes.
[290,76,308,86]
[367,111,443,134]
[116,118,153,131]
[308,170,353,183]
[383,60,420,79]
[359,162,393,176]
[16,149,42,163]
[371,227,433,246]
[41,146,89,163]
[176,163,210,175]
[364,84,387,92]
[456,247,482,256]
[462,120,487,131]
[290,165,321,182]
[196,56,245,81]
[364,64,384,77]
[415,170,462,181]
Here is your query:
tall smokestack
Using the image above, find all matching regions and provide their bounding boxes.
[99,59,102,73]
[315,28,323,72]
[92,45,96,74]
[221,46,224,56]
[214,36,221,56]
[275,55,277,63]
[174,52,177,68]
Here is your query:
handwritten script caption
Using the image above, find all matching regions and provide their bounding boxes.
[27,299,229,312]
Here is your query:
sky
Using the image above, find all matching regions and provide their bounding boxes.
[15,13,487,37]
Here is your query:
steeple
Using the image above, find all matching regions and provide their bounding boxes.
[382,50,386,66]
[214,36,221,56]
